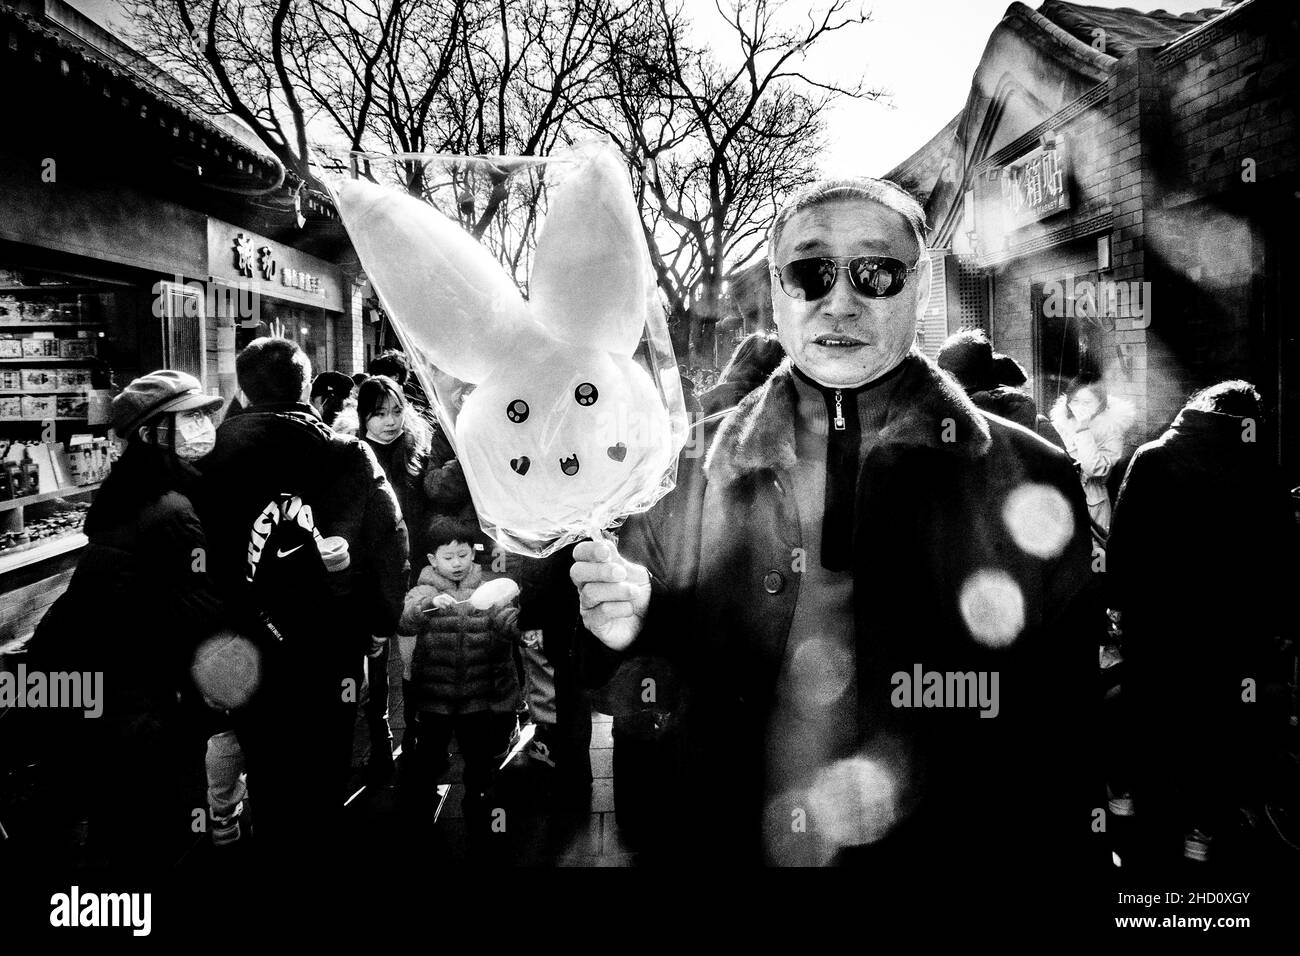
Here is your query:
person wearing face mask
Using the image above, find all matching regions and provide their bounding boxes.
[23,370,230,868]
[570,178,1104,906]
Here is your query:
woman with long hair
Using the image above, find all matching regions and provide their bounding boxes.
[333,373,435,781]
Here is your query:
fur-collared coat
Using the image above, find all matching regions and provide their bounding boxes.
[1051,395,1136,534]
[585,351,1104,889]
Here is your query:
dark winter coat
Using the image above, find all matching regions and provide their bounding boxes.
[196,402,409,658]
[20,443,230,864]
[969,385,1067,451]
[421,420,489,550]
[28,443,226,727]
[1107,408,1297,768]
[399,562,522,715]
[584,352,1103,886]
[337,403,484,563]
[364,432,427,560]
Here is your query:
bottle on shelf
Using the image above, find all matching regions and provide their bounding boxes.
[3,455,21,502]
[20,445,40,496]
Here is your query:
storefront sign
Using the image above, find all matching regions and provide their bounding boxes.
[207,220,343,312]
[998,138,1070,229]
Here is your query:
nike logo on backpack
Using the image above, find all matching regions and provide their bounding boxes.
[276,544,304,558]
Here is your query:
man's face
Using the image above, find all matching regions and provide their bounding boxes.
[770,199,930,387]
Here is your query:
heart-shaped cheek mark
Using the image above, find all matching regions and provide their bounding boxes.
[510,456,530,475]
[607,442,627,462]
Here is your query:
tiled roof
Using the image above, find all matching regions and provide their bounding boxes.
[0,4,282,184]
[1035,0,1224,59]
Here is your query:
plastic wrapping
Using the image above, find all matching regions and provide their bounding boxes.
[329,141,687,557]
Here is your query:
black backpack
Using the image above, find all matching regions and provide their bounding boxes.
[244,492,334,652]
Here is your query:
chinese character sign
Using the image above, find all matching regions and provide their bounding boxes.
[998,139,1069,229]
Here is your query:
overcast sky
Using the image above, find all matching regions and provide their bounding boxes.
[69,0,1227,176]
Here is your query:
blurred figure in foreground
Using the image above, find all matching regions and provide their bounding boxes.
[1107,380,1298,865]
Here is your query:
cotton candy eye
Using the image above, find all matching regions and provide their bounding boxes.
[574,383,598,406]
[506,399,529,423]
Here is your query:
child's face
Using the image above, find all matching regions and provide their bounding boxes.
[431,541,473,582]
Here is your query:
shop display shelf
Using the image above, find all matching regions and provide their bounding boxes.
[0,531,88,575]
[0,482,100,515]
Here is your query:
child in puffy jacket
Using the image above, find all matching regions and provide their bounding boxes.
[398,515,522,811]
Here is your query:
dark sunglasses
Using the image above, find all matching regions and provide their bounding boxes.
[772,255,919,301]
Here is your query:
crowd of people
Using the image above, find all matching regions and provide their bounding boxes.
[16,342,589,872]
[4,175,1296,895]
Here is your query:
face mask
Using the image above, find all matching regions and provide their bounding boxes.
[366,420,402,444]
[1068,401,1094,422]
[174,412,216,461]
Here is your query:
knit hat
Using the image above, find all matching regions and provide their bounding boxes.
[111,370,223,436]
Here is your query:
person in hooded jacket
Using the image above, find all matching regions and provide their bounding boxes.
[937,329,1066,451]
[24,370,228,868]
[195,338,407,861]
[1106,380,1298,866]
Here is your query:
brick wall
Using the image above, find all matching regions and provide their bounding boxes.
[1159,1,1298,203]
[1144,0,1297,435]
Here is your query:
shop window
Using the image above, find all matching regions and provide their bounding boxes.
[1,266,124,564]
[157,281,206,387]
[1032,275,1103,410]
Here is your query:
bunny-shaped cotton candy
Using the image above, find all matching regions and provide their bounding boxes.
[455,344,671,543]
[333,179,549,383]
[330,143,686,557]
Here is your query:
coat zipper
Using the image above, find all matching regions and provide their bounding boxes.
[833,389,846,431]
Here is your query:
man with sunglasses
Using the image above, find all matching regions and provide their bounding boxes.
[572,179,1102,905]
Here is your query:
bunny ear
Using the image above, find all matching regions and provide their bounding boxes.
[529,145,654,356]
[332,178,546,384]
